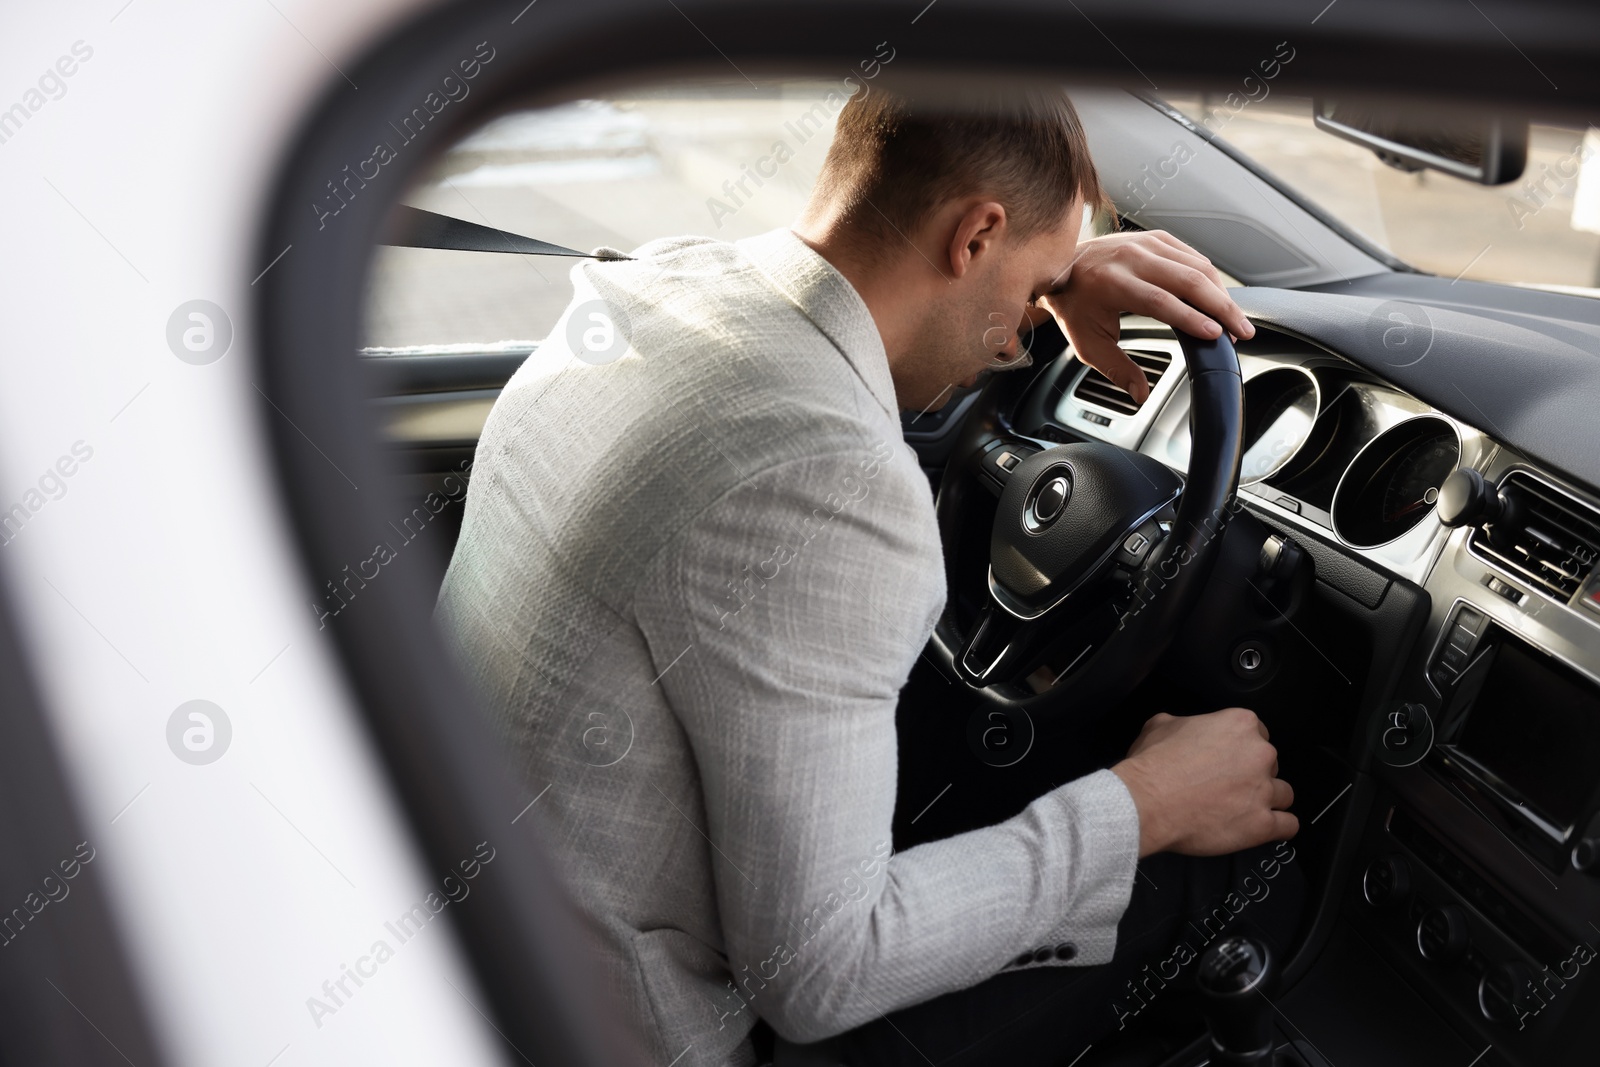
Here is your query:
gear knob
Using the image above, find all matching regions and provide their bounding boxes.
[1196,935,1276,1066]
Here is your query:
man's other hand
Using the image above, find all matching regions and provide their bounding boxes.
[1037,230,1255,405]
[1112,707,1297,857]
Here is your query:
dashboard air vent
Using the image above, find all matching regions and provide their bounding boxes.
[1470,472,1600,601]
[1070,347,1172,416]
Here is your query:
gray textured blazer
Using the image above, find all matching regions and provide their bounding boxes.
[434,228,1140,1066]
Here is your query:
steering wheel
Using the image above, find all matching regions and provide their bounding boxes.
[928,324,1245,737]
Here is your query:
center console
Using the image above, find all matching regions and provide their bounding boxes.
[1341,459,1600,1065]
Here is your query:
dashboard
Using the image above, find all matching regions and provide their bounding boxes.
[1017,316,1600,681]
[1010,312,1600,1064]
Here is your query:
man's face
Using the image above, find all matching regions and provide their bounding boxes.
[901,198,1084,412]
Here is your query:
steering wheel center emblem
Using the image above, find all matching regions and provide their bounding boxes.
[1025,472,1072,531]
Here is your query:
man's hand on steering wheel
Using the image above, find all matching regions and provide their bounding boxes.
[1030,230,1256,404]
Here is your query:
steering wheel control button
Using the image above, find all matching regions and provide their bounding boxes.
[976,440,1037,494]
[1113,522,1162,568]
[1361,854,1412,909]
[1417,904,1470,965]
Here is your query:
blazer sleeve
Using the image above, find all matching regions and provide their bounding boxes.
[632,442,1142,1044]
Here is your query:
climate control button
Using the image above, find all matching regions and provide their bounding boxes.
[1362,854,1412,909]
[1417,905,1469,965]
[1479,962,1541,1026]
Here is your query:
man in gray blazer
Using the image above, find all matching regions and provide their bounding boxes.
[436,84,1297,1066]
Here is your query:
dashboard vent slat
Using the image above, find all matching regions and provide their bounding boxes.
[1070,347,1173,417]
[1470,473,1600,601]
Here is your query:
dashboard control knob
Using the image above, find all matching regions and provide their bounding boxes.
[1437,469,1523,550]
[1251,533,1307,615]
[1479,962,1541,1026]
[1362,854,1412,908]
[1437,469,1504,527]
[1417,904,1469,964]
[1375,701,1434,768]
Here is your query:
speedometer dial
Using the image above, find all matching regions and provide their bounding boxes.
[1381,435,1456,526]
[1333,416,1460,548]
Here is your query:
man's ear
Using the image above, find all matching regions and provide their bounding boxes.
[946,200,1007,280]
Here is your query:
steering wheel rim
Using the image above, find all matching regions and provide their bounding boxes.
[928,323,1245,735]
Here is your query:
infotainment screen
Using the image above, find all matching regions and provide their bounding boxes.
[1453,639,1600,828]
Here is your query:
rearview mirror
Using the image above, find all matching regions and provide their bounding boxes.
[1312,99,1527,186]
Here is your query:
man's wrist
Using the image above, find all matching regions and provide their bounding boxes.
[1111,758,1165,858]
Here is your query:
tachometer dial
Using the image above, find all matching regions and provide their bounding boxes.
[1239,368,1320,486]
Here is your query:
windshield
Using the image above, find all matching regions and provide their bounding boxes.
[1163,93,1600,293]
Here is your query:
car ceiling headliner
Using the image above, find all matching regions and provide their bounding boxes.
[1233,274,1600,494]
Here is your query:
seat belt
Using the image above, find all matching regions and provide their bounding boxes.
[381,205,633,260]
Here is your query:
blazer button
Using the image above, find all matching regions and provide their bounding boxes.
[1011,952,1035,969]
[1055,943,1077,962]
[1032,947,1054,964]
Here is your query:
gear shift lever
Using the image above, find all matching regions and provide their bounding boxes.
[1196,935,1277,1066]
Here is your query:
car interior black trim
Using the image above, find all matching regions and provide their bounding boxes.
[363,349,532,396]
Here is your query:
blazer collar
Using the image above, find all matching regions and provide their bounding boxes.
[738,228,900,419]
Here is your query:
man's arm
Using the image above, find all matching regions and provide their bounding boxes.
[1038,229,1256,405]
[633,444,1142,1043]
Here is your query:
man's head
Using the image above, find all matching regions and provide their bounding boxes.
[795,83,1111,410]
